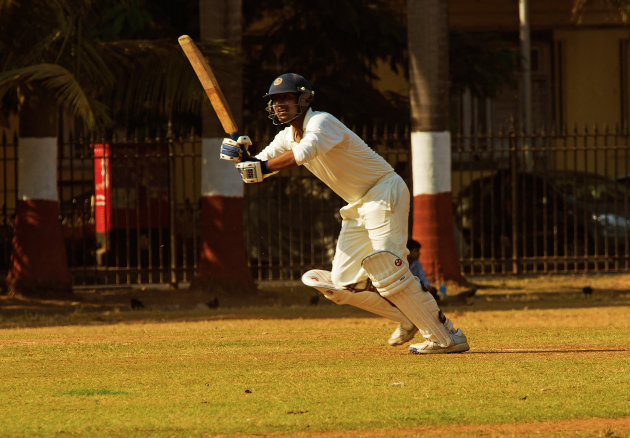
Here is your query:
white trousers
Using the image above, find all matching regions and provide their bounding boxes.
[331,172,410,286]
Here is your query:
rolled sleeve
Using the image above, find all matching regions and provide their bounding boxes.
[255,128,291,161]
[292,116,344,165]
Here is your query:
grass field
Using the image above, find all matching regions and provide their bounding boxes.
[0,274,629,437]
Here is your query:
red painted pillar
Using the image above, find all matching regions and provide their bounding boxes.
[192,138,254,291]
[193,0,254,293]
[6,137,72,297]
[408,0,464,285]
[411,132,463,284]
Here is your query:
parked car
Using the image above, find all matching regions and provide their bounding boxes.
[454,169,630,259]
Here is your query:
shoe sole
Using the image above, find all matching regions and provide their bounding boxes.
[409,341,470,354]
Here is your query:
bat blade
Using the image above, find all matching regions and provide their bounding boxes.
[178,35,239,138]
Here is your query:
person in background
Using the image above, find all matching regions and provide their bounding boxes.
[407,239,440,303]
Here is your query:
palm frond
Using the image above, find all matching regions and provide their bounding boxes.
[572,0,630,23]
[0,63,110,129]
[0,0,18,12]
[1,1,231,132]
[96,38,235,126]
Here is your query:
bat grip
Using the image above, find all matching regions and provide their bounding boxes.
[229,132,240,141]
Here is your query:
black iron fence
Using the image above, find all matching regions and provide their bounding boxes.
[58,132,202,286]
[452,124,630,274]
[0,124,629,286]
[0,131,17,277]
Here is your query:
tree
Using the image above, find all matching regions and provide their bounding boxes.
[192,0,255,293]
[449,32,520,101]
[572,0,630,22]
[0,0,226,297]
[241,0,408,127]
[407,0,464,285]
[0,0,99,297]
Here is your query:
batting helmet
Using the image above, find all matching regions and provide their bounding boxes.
[264,73,315,125]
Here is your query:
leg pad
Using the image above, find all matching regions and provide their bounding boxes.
[302,269,412,324]
[360,250,413,297]
[361,251,452,346]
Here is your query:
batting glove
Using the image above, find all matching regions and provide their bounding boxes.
[236,160,271,183]
[219,135,254,162]
[219,138,242,161]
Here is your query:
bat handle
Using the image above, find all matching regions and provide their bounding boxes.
[229,132,240,141]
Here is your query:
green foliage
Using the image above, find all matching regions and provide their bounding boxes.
[242,0,408,126]
[449,32,520,98]
[1,0,526,132]
[241,1,525,127]
[572,0,630,22]
[0,0,208,133]
[63,388,129,396]
[0,63,109,128]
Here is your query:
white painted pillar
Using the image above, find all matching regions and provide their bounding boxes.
[7,136,72,296]
[411,131,462,282]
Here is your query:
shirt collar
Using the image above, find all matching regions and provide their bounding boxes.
[291,107,314,136]
[302,107,314,129]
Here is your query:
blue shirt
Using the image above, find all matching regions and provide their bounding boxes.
[409,259,430,288]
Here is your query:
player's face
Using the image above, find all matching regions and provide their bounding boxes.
[271,93,300,123]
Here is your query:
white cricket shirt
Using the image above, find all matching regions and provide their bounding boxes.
[256,108,394,203]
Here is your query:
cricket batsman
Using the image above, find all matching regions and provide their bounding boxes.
[220,73,469,354]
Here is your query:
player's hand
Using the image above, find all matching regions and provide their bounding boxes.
[219,136,253,162]
[219,138,241,161]
[236,160,271,183]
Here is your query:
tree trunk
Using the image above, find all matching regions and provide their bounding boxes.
[6,90,73,298]
[192,0,255,293]
[407,0,464,285]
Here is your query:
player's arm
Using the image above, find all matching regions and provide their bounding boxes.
[236,149,298,183]
[266,150,297,172]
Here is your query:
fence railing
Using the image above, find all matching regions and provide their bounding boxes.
[1,123,629,287]
[452,124,630,274]
[0,131,18,277]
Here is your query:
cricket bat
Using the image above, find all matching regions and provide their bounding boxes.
[178,35,239,140]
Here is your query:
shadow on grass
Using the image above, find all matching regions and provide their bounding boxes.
[1,282,629,329]
[469,348,630,354]
[440,290,630,312]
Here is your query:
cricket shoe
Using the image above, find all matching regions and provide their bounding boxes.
[408,328,469,354]
[388,323,418,346]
